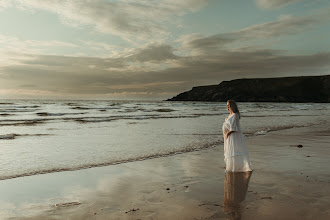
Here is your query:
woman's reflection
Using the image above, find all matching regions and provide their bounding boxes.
[223,171,252,220]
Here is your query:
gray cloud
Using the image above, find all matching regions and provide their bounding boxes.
[1,49,329,99]
[180,34,236,55]
[126,44,178,62]
[0,43,179,95]
[142,51,330,84]
[16,43,178,68]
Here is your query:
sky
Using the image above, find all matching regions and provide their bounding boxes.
[0,0,329,100]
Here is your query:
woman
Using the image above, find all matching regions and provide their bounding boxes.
[222,100,252,172]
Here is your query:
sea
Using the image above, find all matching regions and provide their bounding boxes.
[0,100,329,181]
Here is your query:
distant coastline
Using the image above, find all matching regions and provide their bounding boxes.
[167,75,330,103]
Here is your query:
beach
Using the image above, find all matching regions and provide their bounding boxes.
[0,120,329,219]
[1,0,330,219]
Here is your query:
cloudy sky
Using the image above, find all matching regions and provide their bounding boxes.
[0,0,329,100]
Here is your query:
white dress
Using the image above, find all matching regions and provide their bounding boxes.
[222,113,252,172]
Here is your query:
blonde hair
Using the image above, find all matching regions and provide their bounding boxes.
[227,100,241,119]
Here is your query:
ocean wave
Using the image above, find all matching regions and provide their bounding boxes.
[17,105,40,108]
[36,112,86,117]
[0,134,16,139]
[66,102,79,106]
[0,113,15,117]
[0,140,223,181]
[71,106,90,110]
[67,114,207,123]
[71,106,120,110]
[74,118,115,123]
[37,112,65,116]
[0,109,39,113]
[244,121,327,137]
[0,133,51,140]
[243,114,318,117]
[253,130,269,135]
[152,108,176,112]
[0,120,46,126]
[0,112,326,127]
[264,122,324,132]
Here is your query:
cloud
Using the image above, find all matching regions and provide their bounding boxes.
[178,33,236,55]
[0,43,180,93]
[126,44,178,62]
[5,0,208,42]
[0,0,11,10]
[20,54,126,69]
[178,7,330,55]
[255,0,303,9]
[1,49,329,99]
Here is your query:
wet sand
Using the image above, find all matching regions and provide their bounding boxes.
[0,122,329,220]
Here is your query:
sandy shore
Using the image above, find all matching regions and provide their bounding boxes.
[0,122,329,220]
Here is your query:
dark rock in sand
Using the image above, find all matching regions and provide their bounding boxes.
[167,75,330,102]
[54,201,81,207]
[290,144,303,148]
[125,208,139,213]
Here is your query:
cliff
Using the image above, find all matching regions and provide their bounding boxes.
[167,75,330,102]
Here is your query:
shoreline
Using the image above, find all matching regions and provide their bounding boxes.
[0,122,329,219]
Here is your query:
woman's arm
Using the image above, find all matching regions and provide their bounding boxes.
[225,131,236,139]
[226,114,238,139]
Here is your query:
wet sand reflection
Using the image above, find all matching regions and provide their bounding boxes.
[223,171,252,220]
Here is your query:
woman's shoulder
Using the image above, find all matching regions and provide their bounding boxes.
[229,113,240,120]
[226,113,235,120]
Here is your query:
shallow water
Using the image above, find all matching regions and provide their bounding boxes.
[0,100,329,180]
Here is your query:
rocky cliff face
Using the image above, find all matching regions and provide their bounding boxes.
[167,75,330,102]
